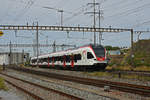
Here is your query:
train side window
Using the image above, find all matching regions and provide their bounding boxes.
[43,58,46,62]
[87,52,94,59]
[58,56,61,61]
[49,57,52,63]
[55,57,58,61]
[32,59,37,63]
[45,58,48,63]
[74,54,81,61]
[54,57,57,62]
[38,59,40,63]
[74,55,77,62]
[57,56,60,61]
[60,56,63,62]
[66,55,70,62]
[42,58,45,63]
[77,54,81,60]
[39,58,43,63]
[31,60,34,63]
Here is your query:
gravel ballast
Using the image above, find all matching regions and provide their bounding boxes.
[3,67,150,100]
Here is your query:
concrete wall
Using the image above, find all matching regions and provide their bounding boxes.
[0,52,29,65]
[0,54,9,65]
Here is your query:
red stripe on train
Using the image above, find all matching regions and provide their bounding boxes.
[63,56,66,67]
[71,55,74,67]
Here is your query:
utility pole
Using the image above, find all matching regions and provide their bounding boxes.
[99,9,102,45]
[36,22,39,67]
[9,41,12,65]
[85,2,103,45]
[98,4,103,45]
[53,41,56,52]
[58,10,63,26]
[86,0,100,45]
[131,29,134,67]
[22,49,24,64]
[43,7,64,26]
[33,39,36,57]
[93,0,96,46]
[46,36,48,45]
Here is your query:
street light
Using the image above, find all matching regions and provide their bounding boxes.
[43,7,64,26]
[43,6,72,26]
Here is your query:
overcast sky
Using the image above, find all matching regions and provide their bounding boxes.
[0,0,150,56]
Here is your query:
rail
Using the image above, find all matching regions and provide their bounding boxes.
[0,72,83,100]
[8,66,150,97]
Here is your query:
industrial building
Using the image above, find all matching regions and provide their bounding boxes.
[107,50,121,56]
[0,52,30,65]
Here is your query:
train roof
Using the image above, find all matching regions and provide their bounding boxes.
[31,44,104,59]
[82,44,104,47]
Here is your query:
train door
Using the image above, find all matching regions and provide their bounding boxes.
[82,50,87,65]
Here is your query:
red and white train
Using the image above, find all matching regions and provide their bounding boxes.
[30,44,108,70]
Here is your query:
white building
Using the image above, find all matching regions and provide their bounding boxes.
[107,50,121,56]
[0,52,29,65]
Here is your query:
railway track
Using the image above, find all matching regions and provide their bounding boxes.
[0,72,84,100]
[8,66,150,97]
[105,70,150,73]
[103,69,150,77]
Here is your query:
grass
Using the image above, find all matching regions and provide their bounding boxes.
[0,77,8,91]
[85,71,150,81]
[108,40,150,67]
[133,66,150,71]
[121,74,150,81]
[106,66,132,71]
[87,72,112,77]
[106,66,150,71]
[0,66,3,71]
[0,66,8,91]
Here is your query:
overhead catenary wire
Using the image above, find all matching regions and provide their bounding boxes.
[97,0,150,32]
[132,20,150,28]
[104,0,142,12]
[105,2,150,20]
[103,0,127,11]
[93,0,147,28]
[0,0,15,22]
[54,0,68,8]
[63,4,94,24]
[13,0,36,22]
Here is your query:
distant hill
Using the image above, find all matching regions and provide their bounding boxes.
[122,39,150,66]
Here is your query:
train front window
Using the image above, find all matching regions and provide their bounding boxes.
[87,52,94,59]
[92,47,105,57]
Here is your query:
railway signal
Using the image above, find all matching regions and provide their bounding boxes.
[0,31,4,36]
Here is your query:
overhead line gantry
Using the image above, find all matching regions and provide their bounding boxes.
[0,24,134,66]
[0,25,131,32]
[0,44,76,48]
